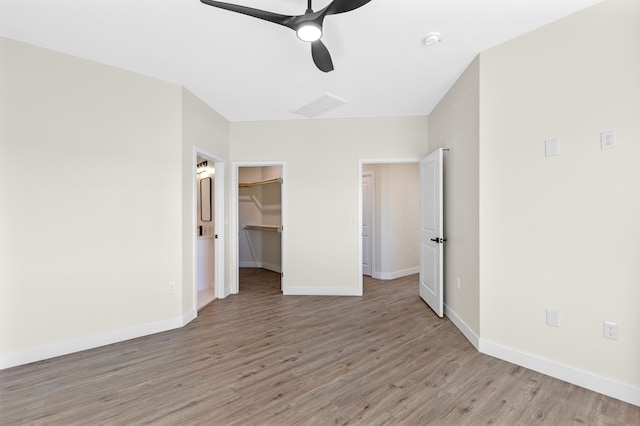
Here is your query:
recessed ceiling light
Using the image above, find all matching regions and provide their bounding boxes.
[423,32,442,46]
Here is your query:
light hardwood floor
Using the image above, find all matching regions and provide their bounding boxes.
[1,269,639,425]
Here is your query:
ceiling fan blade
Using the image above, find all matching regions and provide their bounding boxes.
[200,0,293,27]
[311,41,334,73]
[325,0,372,15]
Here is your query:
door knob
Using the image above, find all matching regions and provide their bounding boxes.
[430,237,446,244]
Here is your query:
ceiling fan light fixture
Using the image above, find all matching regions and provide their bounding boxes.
[296,22,322,42]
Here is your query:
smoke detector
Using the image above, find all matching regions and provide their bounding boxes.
[423,32,442,46]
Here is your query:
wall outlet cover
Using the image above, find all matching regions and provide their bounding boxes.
[603,321,618,340]
[600,130,616,149]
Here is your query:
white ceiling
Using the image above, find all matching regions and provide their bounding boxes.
[0,0,603,122]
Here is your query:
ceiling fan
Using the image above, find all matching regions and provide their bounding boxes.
[200,0,372,72]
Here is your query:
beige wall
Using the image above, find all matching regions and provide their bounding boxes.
[428,57,480,335]
[479,0,639,388]
[0,37,230,367]
[0,37,183,357]
[230,117,428,294]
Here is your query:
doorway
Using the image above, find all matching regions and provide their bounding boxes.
[195,150,225,311]
[234,163,285,294]
[358,159,421,293]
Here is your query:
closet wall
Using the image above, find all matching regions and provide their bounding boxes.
[238,166,282,273]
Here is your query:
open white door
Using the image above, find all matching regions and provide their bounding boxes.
[419,148,444,317]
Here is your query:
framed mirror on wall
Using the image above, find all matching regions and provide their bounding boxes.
[200,177,212,222]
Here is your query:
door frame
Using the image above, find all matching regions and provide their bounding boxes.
[193,148,226,309]
[361,171,375,277]
[357,158,421,294]
[230,161,287,295]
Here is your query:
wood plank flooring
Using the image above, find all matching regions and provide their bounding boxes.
[1,269,639,425]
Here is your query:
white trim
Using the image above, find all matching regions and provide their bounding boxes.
[372,266,419,281]
[447,305,640,406]
[284,287,362,296]
[230,164,240,295]
[238,262,282,273]
[260,262,281,273]
[361,171,375,277]
[479,339,640,407]
[357,166,363,283]
[444,304,479,350]
[0,314,191,370]
[360,157,423,164]
[214,161,226,298]
[182,309,197,325]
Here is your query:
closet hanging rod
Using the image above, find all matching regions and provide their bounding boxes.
[238,177,282,188]
[244,225,282,233]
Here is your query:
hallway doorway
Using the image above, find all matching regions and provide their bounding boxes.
[195,150,225,310]
[358,159,420,293]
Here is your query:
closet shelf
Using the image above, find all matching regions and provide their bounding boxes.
[239,177,282,188]
[244,224,282,233]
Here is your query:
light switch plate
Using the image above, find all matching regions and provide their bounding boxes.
[545,138,559,157]
[546,308,560,327]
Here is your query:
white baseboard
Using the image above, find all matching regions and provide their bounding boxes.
[444,304,479,350]
[239,261,281,273]
[283,287,362,296]
[372,266,419,280]
[261,262,281,273]
[443,306,639,407]
[183,309,197,325]
[479,339,640,407]
[0,313,193,370]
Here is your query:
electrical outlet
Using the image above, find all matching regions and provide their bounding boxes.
[321,262,328,271]
[603,321,618,340]
[168,282,176,294]
[456,277,461,290]
[600,130,616,149]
